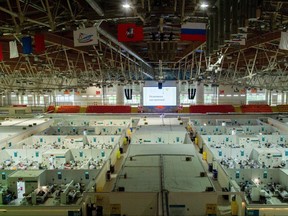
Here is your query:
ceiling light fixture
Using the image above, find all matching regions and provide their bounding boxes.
[200,2,209,8]
[122,3,131,9]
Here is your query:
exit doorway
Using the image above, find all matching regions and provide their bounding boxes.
[17,181,25,198]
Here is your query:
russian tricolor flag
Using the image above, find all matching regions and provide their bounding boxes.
[181,22,206,41]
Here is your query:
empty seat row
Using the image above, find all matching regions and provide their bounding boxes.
[46,105,55,113]
[57,106,81,113]
[240,104,272,113]
[189,105,235,114]
[276,105,288,112]
[86,105,131,113]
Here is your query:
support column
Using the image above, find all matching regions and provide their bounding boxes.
[49,94,53,105]
[6,92,11,106]
[281,92,285,105]
[20,95,24,104]
[140,82,143,106]
[0,95,3,106]
[44,95,48,107]
[265,90,270,105]
[34,94,40,106]
[177,81,181,106]
[28,95,33,106]
[102,86,106,105]
[52,91,56,105]
[33,94,36,106]
[196,82,204,105]
[17,95,21,105]
[269,91,272,105]
[116,85,124,105]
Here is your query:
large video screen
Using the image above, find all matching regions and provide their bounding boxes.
[143,87,177,106]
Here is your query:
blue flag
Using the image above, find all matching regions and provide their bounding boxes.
[22,36,32,54]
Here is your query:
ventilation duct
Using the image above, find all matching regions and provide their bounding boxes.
[218,0,225,46]
[212,6,219,51]
[248,0,257,19]
[231,0,238,34]
[207,10,215,55]
[238,0,247,28]
[224,0,231,40]
[206,26,211,56]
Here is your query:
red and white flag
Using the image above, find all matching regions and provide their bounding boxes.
[9,40,19,58]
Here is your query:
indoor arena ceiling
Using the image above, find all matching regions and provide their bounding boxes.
[0,0,288,93]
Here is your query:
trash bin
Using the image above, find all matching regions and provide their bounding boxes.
[208,163,213,172]
[106,171,111,181]
[212,169,218,179]
[202,151,207,160]
[119,147,123,154]
[199,147,203,154]
[222,187,229,200]
[110,165,115,173]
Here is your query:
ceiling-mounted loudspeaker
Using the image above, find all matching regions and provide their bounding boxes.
[188,88,196,99]
[158,82,162,89]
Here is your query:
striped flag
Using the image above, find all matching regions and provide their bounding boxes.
[0,43,3,61]
[240,89,246,94]
[181,23,206,41]
[279,32,288,50]
[73,27,98,47]
[9,40,19,58]
[219,90,225,95]
[34,33,45,53]
[22,36,33,54]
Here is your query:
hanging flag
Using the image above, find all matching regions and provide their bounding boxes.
[0,43,3,61]
[34,33,45,53]
[73,27,98,47]
[9,40,19,58]
[63,90,70,95]
[180,22,206,41]
[124,88,132,99]
[138,105,143,113]
[188,88,196,99]
[228,33,247,45]
[22,36,33,54]
[118,23,144,42]
[279,32,288,50]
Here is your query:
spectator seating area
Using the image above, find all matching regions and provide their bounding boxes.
[57,106,81,113]
[12,105,27,107]
[45,104,288,114]
[240,104,272,113]
[86,105,131,113]
[276,105,288,112]
[189,105,235,114]
[46,105,55,113]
